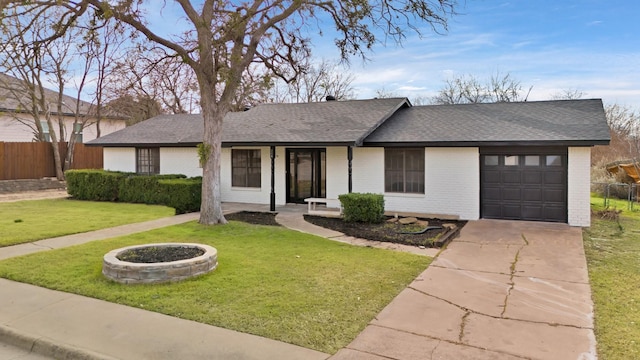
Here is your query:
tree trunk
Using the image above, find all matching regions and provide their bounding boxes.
[47,117,65,180]
[198,81,227,225]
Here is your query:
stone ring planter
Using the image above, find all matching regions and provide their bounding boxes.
[103,243,218,284]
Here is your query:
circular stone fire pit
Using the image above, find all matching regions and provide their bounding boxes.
[103,243,217,284]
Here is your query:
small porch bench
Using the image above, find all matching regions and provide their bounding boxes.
[304,197,342,217]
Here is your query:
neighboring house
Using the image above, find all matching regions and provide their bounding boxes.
[87,97,610,227]
[0,73,127,143]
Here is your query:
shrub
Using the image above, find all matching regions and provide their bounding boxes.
[65,169,126,201]
[65,170,201,214]
[159,178,202,214]
[338,193,385,223]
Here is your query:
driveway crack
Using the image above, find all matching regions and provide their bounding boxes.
[501,233,528,317]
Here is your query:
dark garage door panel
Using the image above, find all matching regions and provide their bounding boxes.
[480,149,567,223]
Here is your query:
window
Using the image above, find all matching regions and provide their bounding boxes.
[484,155,499,166]
[40,121,51,142]
[232,149,261,188]
[525,155,540,166]
[546,155,562,166]
[504,155,519,166]
[136,148,160,175]
[385,148,425,194]
[72,123,83,143]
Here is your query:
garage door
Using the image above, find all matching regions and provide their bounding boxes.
[481,148,567,222]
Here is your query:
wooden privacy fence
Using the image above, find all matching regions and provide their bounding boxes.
[0,142,103,180]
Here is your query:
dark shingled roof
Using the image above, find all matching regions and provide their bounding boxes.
[364,99,610,146]
[88,98,610,147]
[88,98,410,147]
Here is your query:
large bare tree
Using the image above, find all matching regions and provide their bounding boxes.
[432,71,532,105]
[269,59,356,103]
[1,0,457,224]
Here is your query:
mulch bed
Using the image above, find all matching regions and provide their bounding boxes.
[117,246,204,263]
[305,215,466,248]
[222,211,465,248]
[225,211,281,226]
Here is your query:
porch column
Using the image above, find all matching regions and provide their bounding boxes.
[347,146,353,193]
[270,146,276,211]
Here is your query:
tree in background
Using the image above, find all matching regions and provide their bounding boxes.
[268,59,355,103]
[431,71,531,104]
[1,0,457,224]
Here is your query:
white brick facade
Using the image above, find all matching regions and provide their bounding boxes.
[567,147,592,227]
[103,145,592,225]
[104,147,135,173]
[352,147,480,220]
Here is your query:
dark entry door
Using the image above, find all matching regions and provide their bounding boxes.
[287,149,326,203]
[481,147,568,222]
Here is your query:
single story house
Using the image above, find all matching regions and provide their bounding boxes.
[88,97,610,227]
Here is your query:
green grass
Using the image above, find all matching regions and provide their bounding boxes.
[0,199,175,247]
[0,221,430,354]
[584,195,640,359]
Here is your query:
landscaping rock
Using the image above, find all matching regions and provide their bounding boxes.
[398,217,418,225]
[387,217,399,223]
[443,223,458,230]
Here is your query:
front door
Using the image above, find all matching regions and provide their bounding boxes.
[287,149,326,203]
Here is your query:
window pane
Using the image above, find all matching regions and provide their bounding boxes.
[232,149,261,187]
[384,148,424,194]
[504,155,519,166]
[136,148,159,175]
[546,155,562,166]
[525,155,540,166]
[484,156,499,166]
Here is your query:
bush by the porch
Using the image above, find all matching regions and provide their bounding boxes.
[338,193,385,223]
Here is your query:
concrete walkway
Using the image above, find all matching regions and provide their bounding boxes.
[0,196,596,360]
[331,219,596,360]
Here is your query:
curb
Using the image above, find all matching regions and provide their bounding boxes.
[0,325,117,360]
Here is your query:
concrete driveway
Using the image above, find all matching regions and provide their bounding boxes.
[331,219,596,360]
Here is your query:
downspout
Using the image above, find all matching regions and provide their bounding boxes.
[270,145,276,211]
[347,146,353,193]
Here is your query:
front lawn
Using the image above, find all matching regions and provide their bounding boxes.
[0,198,175,247]
[585,195,640,359]
[0,221,430,354]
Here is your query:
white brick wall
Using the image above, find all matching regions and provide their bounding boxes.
[352,147,480,220]
[104,147,136,172]
[221,146,274,204]
[161,148,202,177]
[567,147,592,227]
[325,147,348,208]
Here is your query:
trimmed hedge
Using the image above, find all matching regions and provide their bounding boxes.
[65,170,200,214]
[66,170,125,201]
[338,193,385,223]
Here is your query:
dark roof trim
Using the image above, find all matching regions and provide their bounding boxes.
[90,139,609,148]
[362,140,610,147]
[354,98,412,146]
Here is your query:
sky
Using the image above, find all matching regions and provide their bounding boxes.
[326,0,640,108]
[113,1,640,109]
